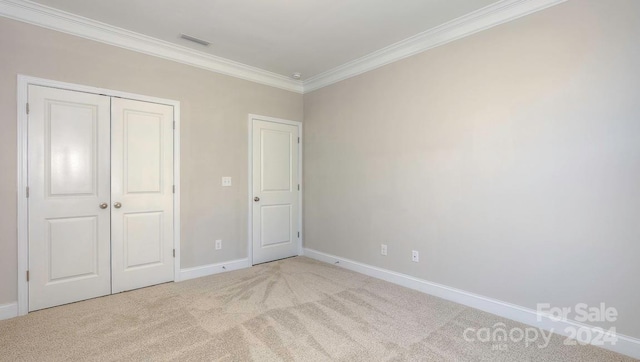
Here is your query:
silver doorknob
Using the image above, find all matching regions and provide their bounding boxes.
[99,203,108,209]
[254,197,260,202]
[114,202,122,209]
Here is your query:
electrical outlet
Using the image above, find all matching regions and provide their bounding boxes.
[215,239,222,250]
[381,244,388,256]
[221,177,232,187]
[412,250,419,262]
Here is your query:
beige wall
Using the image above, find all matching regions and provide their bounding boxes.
[303,0,640,338]
[0,18,303,305]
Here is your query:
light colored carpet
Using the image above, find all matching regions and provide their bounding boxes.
[0,256,632,361]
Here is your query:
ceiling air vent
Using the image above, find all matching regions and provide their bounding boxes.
[180,34,211,46]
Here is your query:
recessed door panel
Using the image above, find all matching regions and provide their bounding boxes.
[125,111,162,194]
[48,102,98,197]
[124,212,163,269]
[111,98,174,293]
[252,119,299,265]
[28,85,111,311]
[261,130,292,192]
[47,216,98,282]
[261,205,292,247]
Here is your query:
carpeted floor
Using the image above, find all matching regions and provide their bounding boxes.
[0,256,632,361]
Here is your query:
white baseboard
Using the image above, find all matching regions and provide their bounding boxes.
[179,258,250,282]
[302,248,640,359]
[0,302,18,321]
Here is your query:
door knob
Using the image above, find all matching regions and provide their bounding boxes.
[114,202,122,209]
[99,203,108,209]
[254,197,260,202]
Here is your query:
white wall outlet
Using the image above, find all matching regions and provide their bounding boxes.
[215,239,222,250]
[412,250,419,262]
[221,177,232,187]
[381,244,388,256]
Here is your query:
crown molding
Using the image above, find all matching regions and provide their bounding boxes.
[0,0,304,93]
[303,0,567,93]
[0,0,567,95]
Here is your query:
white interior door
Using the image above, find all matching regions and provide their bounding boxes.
[111,98,175,293]
[252,119,300,265]
[28,85,112,311]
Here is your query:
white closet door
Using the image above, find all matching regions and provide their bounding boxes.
[28,85,112,311]
[111,98,174,293]
[252,119,300,265]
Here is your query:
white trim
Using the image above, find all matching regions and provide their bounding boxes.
[179,259,250,281]
[0,0,303,94]
[172,96,182,283]
[0,302,18,321]
[303,0,567,93]
[0,0,567,94]
[16,75,181,315]
[303,248,640,360]
[248,114,303,266]
[16,76,28,316]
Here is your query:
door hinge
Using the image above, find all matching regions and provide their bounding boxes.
[298,231,300,238]
[26,187,29,198]
[298,137,300,144]
[173,121,176,130]
[26,270,30,282]
[26,103,29,115]
[172,185,175,194]
[173,249,175,258]
[298,184,300,191]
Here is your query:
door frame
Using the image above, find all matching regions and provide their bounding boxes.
[247,114,302,266]
[16,75,182,316]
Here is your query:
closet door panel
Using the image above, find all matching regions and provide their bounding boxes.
[28,85,112,311]
[111,98,174,293]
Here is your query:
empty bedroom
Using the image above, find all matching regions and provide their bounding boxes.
[0,0,638,360]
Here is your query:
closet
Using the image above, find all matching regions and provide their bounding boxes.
[27,85,175,311]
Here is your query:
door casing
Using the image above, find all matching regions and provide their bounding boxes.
[16,75,182,315]
[248,114,303,266]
